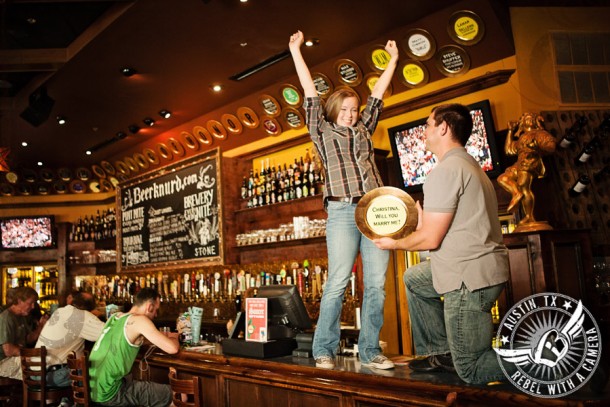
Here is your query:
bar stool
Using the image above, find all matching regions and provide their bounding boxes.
[20,346,72,406]
[67,352,93,406]
[168,367,202,407]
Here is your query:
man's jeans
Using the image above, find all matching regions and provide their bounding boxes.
[47,366,71,387]
[405,260,506,384]
[313,200,390,363]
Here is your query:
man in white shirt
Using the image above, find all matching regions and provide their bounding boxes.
[36,291,105,387]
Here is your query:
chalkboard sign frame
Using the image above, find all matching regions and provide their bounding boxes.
[116,148,224,273]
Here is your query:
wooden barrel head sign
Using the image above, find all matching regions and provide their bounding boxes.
[355,187,417,240]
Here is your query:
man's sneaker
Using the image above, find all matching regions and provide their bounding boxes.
[315,356,335,369]
[362,354,395,370]
[408,353,456,373]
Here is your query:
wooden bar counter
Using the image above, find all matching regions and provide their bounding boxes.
[135,344,609,407]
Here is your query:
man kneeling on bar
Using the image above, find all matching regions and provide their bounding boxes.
[89,288,180,406]
[374,103,509,384]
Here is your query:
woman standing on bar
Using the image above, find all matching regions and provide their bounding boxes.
[289,30,398,370]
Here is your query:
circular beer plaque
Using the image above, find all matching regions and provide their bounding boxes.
[355,187,417,240]
[402,29,436,61]
[448,10,485,46]
[435,45,470,77]
[312,73,333,98]
[400,60,429,88]
[334,59,362,86]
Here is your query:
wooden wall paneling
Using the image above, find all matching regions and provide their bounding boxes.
[380,250,400,356]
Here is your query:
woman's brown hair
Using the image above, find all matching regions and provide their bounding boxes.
[324,88,361,124]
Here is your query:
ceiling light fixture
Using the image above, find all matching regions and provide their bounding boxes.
[86,150,92,155]
[128,124,141,134]
[143,117,155,126]
[37,161,43,167]
[121,67,137,77]
[56,115,66,125]
[159,110,171,119]
[305,38,320,47]
[229,50,290,81]
[211,84,223,92]
[115,131,127,140]
[21,141,28,147]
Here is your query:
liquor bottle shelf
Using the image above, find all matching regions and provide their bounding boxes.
[234,235,326,251]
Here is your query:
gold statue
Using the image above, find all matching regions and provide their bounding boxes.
[497,112,557,232]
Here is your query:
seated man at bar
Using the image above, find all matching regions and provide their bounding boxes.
[374,103,509,384]
[0,286,47,379]
[35,291,105,387]
[89,287,180,407]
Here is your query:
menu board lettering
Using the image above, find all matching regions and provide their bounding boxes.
[117,149,223,271]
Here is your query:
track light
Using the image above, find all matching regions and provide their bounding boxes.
[143,117,155,127]
[121,67,137,77]
[229,50,290,81]
[128,124,140,134]
[56,115,66,125]
[159,110,171,119]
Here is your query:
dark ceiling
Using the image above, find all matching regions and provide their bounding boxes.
[0,0,608,175]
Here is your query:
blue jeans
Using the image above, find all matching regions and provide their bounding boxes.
[404,260,506,384]
[313,200,390,363]
[46,366,71,387]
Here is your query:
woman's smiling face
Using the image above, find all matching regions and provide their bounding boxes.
[336,96,359,127]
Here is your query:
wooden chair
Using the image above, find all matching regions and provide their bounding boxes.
[169,367,202,407]
[0,377,22,406]
[20,346,72,406]
[67,352,92,406]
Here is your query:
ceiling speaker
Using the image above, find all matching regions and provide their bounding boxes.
[20,87,55,127]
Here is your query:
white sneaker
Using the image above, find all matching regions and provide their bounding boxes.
[362,354,395,370]
[315,356,335,369]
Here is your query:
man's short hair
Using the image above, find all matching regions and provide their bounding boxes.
[431,103,473,146]
[11,286,38,305]
[71,292,96,311]
[134,287,160,306]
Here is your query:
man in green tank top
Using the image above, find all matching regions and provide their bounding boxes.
[89,288,180,406]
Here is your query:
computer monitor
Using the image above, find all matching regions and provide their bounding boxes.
[256,285,313,340]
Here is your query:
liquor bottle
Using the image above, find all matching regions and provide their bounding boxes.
[594,165,609,182]
[240,176,247,200]
[560,115,588,148]
[247,169,254,198]
[69,223,76,242]
[574,142,596,164]
[568,174,591,197]
[294,165,302,199]
[83,216,90,241]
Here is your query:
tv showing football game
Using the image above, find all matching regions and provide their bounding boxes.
[388,100,502,193]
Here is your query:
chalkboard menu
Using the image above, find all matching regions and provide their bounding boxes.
[116,149,223,272]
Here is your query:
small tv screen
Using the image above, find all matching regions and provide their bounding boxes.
[388,100,502,192]
[0,216,56,249]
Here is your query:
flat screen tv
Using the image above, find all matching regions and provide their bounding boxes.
[256,285,313,340]
[0,215,56,250]
[388,100,502,193]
